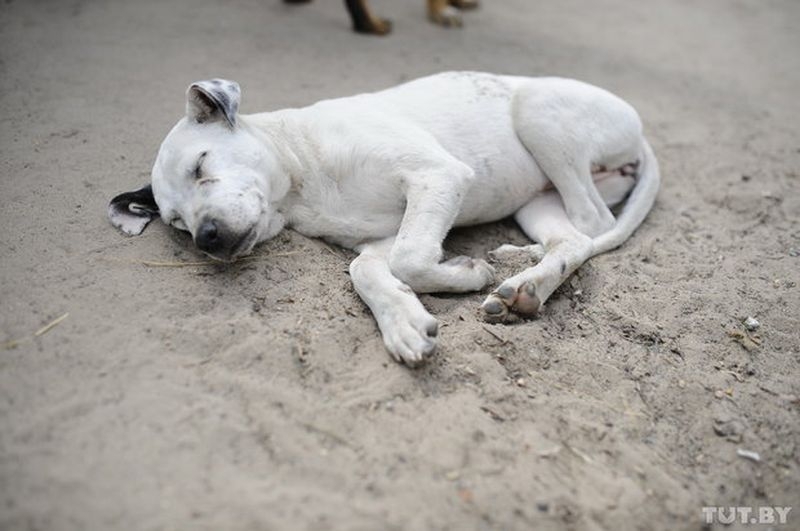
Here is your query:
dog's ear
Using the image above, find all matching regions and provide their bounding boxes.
[108,184,160,236]
[186,79,241,127]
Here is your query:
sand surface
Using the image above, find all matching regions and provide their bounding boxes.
[1,0,798,529]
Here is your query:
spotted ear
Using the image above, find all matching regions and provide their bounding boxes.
[108,184,160,236]
[186,79,241,127]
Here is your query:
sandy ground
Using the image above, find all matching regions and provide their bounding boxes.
[1,0,799,529]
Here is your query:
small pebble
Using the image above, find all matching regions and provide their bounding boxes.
[737,449,761,462]
[744,316,760,331]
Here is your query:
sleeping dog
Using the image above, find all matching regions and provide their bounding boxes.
[285,0,479,35]
[109,72,659,366]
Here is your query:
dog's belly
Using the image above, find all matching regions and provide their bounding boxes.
[455,150,547,226]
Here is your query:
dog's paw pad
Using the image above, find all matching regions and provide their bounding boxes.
[511,282,541,316]
[481,281,541,323]
[481,295,508,324]
[495,283,516,300]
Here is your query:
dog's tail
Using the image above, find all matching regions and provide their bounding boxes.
[591,137,660,254]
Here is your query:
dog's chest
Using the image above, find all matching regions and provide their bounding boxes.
[281,172,405,248]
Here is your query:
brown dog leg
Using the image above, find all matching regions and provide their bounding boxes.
[344,0,393,35]
[428,0,462,27]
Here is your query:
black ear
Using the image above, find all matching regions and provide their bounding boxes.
[108,184,160,236]
[186,79,241,127]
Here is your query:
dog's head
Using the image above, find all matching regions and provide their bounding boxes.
[108,79,286,261]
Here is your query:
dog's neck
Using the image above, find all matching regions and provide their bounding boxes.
[241,109,338,218]
[240,110,317,194]
[238,109,372,247]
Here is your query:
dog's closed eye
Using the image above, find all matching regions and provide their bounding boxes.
[193,151,208,180]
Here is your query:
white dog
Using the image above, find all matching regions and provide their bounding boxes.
[109,72,659,366]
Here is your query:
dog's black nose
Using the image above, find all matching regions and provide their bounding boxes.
[195,220,221,253]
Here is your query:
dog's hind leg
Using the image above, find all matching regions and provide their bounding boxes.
[387,164,495,293]
[513,79,643,238]
[350,238,439,366]
[481,174,635,323]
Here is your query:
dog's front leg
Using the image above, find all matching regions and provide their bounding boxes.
[387,167,494,293]
[350,238,439,367]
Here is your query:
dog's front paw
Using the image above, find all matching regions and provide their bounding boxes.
[377,309,439,367]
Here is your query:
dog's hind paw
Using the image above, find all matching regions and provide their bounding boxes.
[480,281,541,324]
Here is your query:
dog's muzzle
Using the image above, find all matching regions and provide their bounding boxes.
[194,218,255,261]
